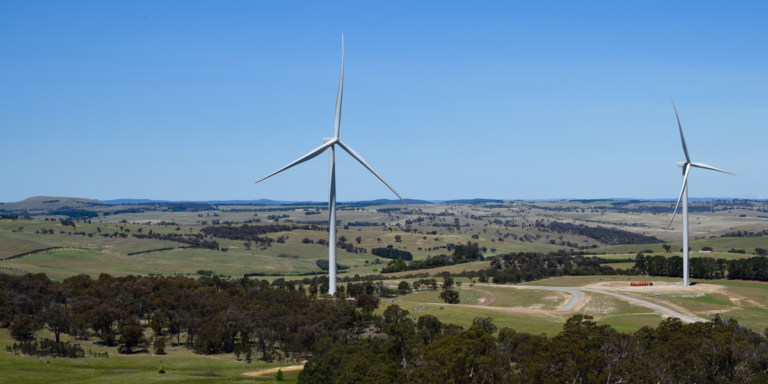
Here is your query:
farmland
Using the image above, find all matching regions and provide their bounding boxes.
[2,196,768,382]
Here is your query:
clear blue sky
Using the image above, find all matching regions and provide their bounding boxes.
[2,1,766,202]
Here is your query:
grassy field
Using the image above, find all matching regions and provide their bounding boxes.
[0,328,299,383]
[468,285,568,310]
[594,236,768,255]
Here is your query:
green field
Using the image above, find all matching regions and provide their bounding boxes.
[0,328,299,383]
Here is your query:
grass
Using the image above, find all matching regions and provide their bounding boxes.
[470,286,569,310]
[596,314,665,333]
[0,328,298,384]
[594,236,768,256]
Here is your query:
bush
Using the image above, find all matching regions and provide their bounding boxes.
[153,337,166,354]
[275,368,284,381]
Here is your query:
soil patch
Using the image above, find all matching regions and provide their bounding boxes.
[242,363,306,377]
[463,287,496,306]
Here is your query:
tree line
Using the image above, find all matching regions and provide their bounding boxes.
[634,253,768,281]
[371,246,414,261]
[490,251,630,284]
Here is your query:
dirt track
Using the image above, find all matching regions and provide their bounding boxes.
[474,283,704,323]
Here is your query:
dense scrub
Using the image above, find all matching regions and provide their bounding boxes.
[199,223,304,240]
[545,221,661,245]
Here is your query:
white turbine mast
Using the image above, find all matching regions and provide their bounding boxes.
[665,89,734,287]
[256,35,406,295]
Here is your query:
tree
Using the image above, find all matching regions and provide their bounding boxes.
[275,368,285,381]
[245,347,252,362]
[397,281,410,295]
[439,289,460,304]
[118,325,146,353]
[10,314,41,340]
[42,305,71,343]
[417,315,443,343]
[382,305,415,375]
[149,310,168,335]
[394,235,402,243]
[244,240,252,250]
[634,253,648,274]
[355,236,362,244]
[441,276,454,290]
[355,293,379,316]
[662,244,672,252]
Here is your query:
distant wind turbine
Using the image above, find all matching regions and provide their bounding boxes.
[256,35,406,295]
[665,90,735,287]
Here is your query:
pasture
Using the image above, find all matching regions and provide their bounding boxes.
[2,197,768,379]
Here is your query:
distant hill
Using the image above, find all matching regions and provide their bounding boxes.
[1,196,104,212]
[440,198,505,204]
[100,198,433,206]
[100,198,308,205]
[339,198,434,206]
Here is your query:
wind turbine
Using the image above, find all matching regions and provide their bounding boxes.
[665,90,735,287]
[256,35,406,295]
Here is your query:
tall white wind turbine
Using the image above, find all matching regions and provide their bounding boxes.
[666,90,735,287]
[256,35,406,295]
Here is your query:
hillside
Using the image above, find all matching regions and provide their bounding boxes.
[1,196,104,212]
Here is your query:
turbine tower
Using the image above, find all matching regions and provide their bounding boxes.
[666,90,734,287]
[256,35,406,295]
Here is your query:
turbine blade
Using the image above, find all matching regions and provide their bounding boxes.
[256,139,337,184]
[336,140,407,205]
[690,162,736,176]
[667,89,691,163]
[334,35,344,139]
[666,163,691,231]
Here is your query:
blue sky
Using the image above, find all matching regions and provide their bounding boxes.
[1,1,766,202]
